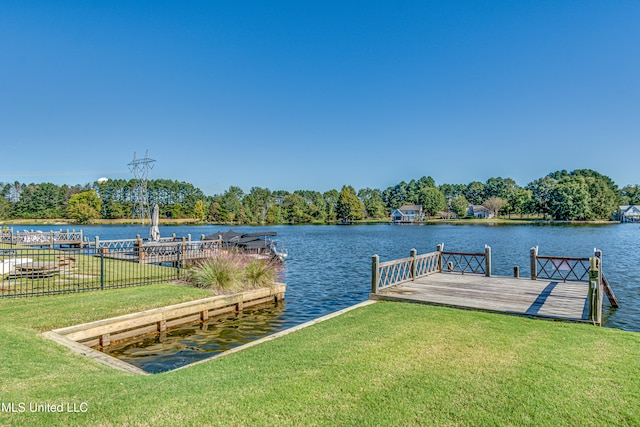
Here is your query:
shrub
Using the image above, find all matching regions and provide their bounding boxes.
[188,252,244,292]
[244,257,278,288]
[186,252,280,294]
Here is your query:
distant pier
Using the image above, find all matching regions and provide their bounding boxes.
[1,229,84,248]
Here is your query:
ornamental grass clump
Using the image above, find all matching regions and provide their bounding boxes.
[244,257,279,288]
[188,252,245,293]
[187,252,280,294]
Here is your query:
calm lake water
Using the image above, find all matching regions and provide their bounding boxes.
[15,223,640,372]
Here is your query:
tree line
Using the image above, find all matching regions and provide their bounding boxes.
[1,169,638,224]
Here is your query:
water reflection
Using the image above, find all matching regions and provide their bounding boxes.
[103,302,285,373]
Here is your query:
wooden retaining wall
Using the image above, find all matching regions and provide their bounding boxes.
[44,284,285,373]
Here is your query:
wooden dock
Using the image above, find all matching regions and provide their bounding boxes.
[372,272,592,323]
[370,245,616,326]
[97,239,219,265]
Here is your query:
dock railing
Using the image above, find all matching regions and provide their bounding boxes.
[530,246,618,312]
[94,235,223,265]
[440,244,491,276]
[371,244,491,293]
[372,249,440,293]
[136,239,220,269]
[94,234,186,253]
[530,246,591,282]
[1,229,84,248]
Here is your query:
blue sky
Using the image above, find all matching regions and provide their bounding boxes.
[1,1,639,196]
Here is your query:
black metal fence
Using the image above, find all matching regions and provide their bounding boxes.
[0,245,187,298]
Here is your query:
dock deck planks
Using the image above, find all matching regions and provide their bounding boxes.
[371,272,592,323]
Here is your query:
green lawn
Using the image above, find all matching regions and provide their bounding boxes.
[1,285,638,426]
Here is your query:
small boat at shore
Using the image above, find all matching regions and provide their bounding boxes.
[203,230,288,262]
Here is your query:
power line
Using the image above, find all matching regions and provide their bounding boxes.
[128,150,156,224]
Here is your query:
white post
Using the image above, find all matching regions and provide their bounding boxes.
[530,246,538,280]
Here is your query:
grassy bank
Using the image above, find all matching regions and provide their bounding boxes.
[1,285,638,426]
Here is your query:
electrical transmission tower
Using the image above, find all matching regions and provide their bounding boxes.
[128,150,156,224]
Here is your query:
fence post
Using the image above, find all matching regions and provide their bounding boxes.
[530,246,538,280]
[181,237,187,269]
[436,243,444,272]
[100,249,105,290]
[513,265,520,278]
[484,245,491,277]
[410,248,417,280]
[49,230,54,248]
[177,241,182,278]
[371,254,380,293]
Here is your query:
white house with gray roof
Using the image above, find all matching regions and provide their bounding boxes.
[467,204,494,219]
[615,205,640,222]
[391,204,424,223]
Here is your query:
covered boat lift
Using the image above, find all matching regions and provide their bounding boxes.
[203,231,287,261]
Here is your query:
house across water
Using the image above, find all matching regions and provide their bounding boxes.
[391,204,424,224]
[467,205,494,219]
[615,205,640,222]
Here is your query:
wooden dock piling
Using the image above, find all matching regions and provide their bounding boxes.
[484,245,491,277]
